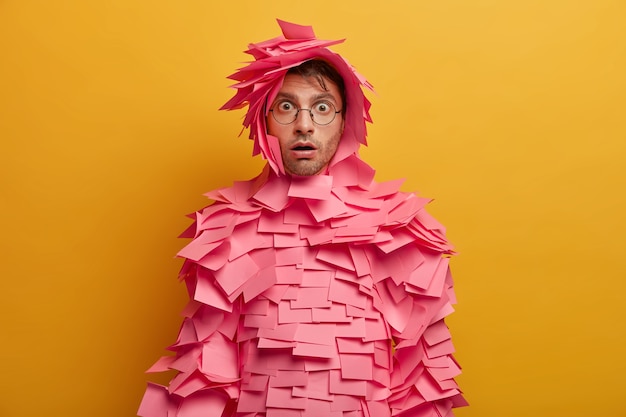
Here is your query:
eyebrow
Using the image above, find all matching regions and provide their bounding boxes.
[273,92,340,106]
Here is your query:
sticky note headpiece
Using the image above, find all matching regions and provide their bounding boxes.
[220,19,374,175]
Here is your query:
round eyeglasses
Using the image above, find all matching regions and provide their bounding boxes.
[269,100,342,126]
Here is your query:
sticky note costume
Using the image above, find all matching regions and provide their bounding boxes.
[138,19,467,417]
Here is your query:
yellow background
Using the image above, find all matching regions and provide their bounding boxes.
[1,1,624,416]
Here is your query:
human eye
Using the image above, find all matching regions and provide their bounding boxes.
[313,101,333,114]
[276,101,295,112]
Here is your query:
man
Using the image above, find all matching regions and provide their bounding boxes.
[138,20,466,417]
[268,60,345,177]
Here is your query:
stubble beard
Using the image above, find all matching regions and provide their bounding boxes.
[282,133,341,176]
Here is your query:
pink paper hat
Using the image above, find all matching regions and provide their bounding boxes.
[220,19,374,175]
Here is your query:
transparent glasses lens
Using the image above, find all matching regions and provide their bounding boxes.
[270,101,340,126]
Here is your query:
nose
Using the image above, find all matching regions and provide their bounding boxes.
[293,109,315,134]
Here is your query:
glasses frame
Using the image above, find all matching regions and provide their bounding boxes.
[269,102,342,126]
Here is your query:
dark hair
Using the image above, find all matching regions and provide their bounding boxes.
[286,60,346,115]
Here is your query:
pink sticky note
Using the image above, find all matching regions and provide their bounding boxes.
[288,175,333,200]
[192,306,225,342]
[257,323,298,342]
[275,246,305,266]
[282,285,300,300]
[302,401,339,417]
[425,338,456,359]
[137,383,168,417]
[290,287,332,309]
[362,399,392,417]
[177,386,229,417]
[266,386,307,409]
[243,302,278,329]
[373,282,413,333]
[334,226,379,239]
[423,319,451,346]
[431,301,455,323]
[300,225,337,245]
[236,389,268,413]
[213,253,259,296]
[415,372,460,402]
[269,370,309,387]
[340,353,373,380]
[311,304,351,323]
[329,394,362,412]
[194,276,233,311]
[243,265,278,303]
[260,284,290,304]
[252,171,290,211]
[332,188,384,210]
[306,193,348,222]
[177,236,221,263]
[424,257,450,298]
[180,299,201,318]
[333,208,388,229]
[195,205,231,227]
[195,241,231,271]
[329,370,367,396]
[278,301,313,324]
[172,318,197,347]
[274,232,307,248]
[258,211,299,234]
[367,179,405,199]
[300,270,332,287]
[334,317,367,338]
[172,371,211,397]
[326,154,376,189]
[265,408,302,417]
[328,278,367,309]
[316,247,355,271]
[276,265,304,285]
[428,358,462,382]
[171,346,202,373]
[336,338,375,354]
[362,316,390,342]
[145,355,176,373]
[229,221,272,261]
[200,332,239,381]
[278,19,316,39]
[284,200,318,225]
[293,341,338,359]
[258,338,296,349]
[408,251,442,290]
[292,371,333,401]
[346,301,380,320]
[304,354,341,372]
[242,298,270,315]
[241,374,270,392]
[373,345,391,370]
[375,230,415,254]
[335,268,370,288]
[294,323,336,345]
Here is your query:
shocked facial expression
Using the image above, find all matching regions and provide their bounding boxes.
[267,74,344,176]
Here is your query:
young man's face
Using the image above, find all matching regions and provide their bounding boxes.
[267,74,344,176]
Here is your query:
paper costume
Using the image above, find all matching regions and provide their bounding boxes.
[138,19,466,417]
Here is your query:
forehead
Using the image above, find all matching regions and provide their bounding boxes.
[274,74,342,105]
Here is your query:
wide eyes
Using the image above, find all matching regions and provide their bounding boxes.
[270,100,340,125]
[313,102,331,114]
[274,100,334,114]
[277,101,295,112]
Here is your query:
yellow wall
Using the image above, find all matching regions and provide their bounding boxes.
[1,1,624,416]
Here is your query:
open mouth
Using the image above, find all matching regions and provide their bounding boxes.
[291,142,317,151]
